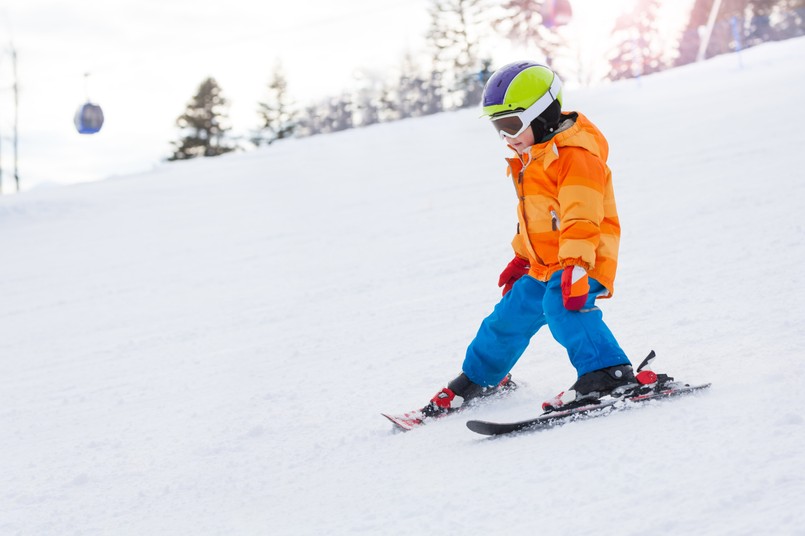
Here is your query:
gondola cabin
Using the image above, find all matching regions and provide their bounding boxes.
[74,102,105,134]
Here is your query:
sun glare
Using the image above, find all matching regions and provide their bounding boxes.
[566,0,695,85]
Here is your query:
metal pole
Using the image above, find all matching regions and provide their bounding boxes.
[697,0,724,62]
[0,83,3,194]
[0,48,3,195]
[12,44,18,191]
[730,15,744,69]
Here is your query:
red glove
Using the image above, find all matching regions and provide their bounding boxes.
[498,256,530,296]
[561,266,589,310]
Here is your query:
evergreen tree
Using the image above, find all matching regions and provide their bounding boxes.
[491,0,572,82]
[607,0,669,81]
[421,68,446,116]
[426,0,488,109]
[674,0,713,66]
[378,75,402,123]
[294,103,325,138]
[674,0,741,63]
[169,77,234,161]
[493,0,545,45]
[351,70,384,127]
[395,53,426,120]
[388,54,445,120]
[745,0,779,44]
[674,0,804,66]
[354,86,382,128]
[322,93,354,133]
[299,95,354,136]
[715,0,754,54]
[255,62,295,146]
[776,0,805,38]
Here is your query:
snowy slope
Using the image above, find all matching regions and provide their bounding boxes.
[2,38,805,535]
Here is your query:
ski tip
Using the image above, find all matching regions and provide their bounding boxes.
[466,420,496,436]
[381,412,421,432]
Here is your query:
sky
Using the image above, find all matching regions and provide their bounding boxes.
[0,0,690,192]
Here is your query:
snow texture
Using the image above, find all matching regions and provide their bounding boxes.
[2,38,805,535]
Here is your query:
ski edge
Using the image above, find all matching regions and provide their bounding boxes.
[466,382,712,437]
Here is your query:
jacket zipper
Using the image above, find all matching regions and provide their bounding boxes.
[550,208,560,231]
[516,164,546,267]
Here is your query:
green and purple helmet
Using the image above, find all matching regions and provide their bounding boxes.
[481,62,563,139]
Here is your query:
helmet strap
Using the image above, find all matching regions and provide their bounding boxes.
[530,99,562,142]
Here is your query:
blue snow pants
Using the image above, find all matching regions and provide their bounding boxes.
[462,271,631,387]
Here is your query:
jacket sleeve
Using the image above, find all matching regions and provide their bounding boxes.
[555,147,607,270]
[506,160,531,261]
[511,226,530,260]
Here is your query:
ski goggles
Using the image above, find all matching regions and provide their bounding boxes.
[489,75,563,139]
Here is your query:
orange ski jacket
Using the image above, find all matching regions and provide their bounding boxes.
[507,112,620,297]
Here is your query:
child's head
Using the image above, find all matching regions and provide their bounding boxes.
[481,62,563,150]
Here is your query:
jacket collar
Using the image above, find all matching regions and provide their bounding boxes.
[505,112,607,173]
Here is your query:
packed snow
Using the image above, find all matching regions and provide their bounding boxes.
[2,38,804,535]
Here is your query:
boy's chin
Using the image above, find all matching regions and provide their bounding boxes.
[513,143,531,154]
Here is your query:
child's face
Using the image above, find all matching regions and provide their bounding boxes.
[504,127,535,154]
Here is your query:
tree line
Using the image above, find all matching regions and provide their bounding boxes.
[169,0,805,161]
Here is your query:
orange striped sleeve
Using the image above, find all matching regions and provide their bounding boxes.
[556,147,608,269]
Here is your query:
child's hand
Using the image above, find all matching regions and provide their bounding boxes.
[498,256,530,295]
[561,266,589,310]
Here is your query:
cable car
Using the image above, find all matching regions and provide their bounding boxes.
[542,0,573,29]
[74,102,105,134]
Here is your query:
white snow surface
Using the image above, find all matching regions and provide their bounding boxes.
[2,39,805,535]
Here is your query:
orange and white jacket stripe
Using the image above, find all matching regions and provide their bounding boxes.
[507,112,620,297]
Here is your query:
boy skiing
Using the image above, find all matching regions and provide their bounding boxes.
[390,62,639,429]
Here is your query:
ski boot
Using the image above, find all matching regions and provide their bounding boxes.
[542,364,638,413]
[542,351,681,413]
[421,372,516,419]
